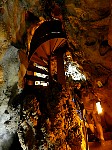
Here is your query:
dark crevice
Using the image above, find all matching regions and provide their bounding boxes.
[9,133,23,150]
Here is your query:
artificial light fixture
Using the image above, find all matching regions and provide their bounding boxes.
[96,101,102,114]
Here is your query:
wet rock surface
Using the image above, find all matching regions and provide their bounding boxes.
[18,85,85,150]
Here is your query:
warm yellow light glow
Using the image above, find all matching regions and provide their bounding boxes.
[41,82,48,86]
[34,72,48,78]
[35,81,40,85]
[35,81,48,86]
[96,102,102,114]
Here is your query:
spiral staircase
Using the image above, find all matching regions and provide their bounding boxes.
[25,19,67,87]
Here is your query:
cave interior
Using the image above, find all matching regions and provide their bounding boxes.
[0,0,112,150]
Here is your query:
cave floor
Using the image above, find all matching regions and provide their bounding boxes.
[89,132,112,150]
[89,140,112,150]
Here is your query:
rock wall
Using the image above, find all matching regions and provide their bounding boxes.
[63,0,112,127]
[0,21,20,150]
[18,86,86,150]
[0,0,112,149]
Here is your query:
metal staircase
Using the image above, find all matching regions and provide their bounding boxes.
[25,19,66,86]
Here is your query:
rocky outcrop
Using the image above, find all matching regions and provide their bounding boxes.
[18,86,85,150]
[0,28,20,149]
[63,0,112,128]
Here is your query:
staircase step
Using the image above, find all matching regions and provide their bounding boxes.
[28,64,49,75]
[25,75,49,82]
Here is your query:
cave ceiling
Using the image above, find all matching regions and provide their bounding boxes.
[0,0,112,124]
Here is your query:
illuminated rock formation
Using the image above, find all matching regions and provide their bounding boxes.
[0,0,112,149]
